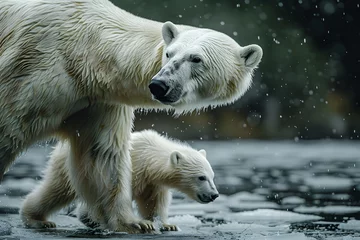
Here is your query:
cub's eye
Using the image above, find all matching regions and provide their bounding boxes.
[166,52,170,58]
[198,176,206,181]
[191,56,202,63]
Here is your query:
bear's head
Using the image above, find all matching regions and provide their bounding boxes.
[169,148,219,204]
[149,21,263,113]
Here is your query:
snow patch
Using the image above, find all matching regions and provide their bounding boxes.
[338,220,360,231]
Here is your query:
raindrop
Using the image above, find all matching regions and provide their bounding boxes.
[236,3,240,7]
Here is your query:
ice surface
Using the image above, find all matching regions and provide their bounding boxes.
[0,196,23,212]
[228,201,280,210]
[204,209,322,225]
[191,140,360,167]
[294,206,360,214]
[326,237,360,240]
[0,178,37,196]
[2,140,360,239]
[304,176,353,191]
[259,233,316,240]
[169,201,228,216]
[228,192,266,201]
[203,222,289,233]
[281,196,305,205]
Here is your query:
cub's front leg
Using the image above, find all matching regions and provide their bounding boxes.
[156,191,178,231]
[61,103,153,233]
[136,189,177,231]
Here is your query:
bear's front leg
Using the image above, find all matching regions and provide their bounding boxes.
[62,104,153,233]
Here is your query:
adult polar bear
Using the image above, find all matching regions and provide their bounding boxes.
[0,0,262,233]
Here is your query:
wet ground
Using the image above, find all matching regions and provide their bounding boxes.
[1,140,360,239]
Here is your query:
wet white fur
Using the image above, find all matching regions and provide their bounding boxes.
[20,130,217,230]
[0,0,261,232]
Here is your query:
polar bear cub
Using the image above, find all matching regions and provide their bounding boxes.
[20,130,218,231]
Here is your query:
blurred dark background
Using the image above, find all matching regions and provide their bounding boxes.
[111,0,360,140]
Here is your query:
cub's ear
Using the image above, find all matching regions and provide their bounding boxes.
[170,151,183,166]
[162,21,179,45]
[199,149,207,157]
[238,44,263,68]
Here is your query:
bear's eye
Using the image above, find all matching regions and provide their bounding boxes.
[191,56,202,63]
[166,52,170,58]
[198,176,207,181]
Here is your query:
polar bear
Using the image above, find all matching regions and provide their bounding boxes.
[20,129,218,232]
[0,0,262,233]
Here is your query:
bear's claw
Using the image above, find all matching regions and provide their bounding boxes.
[160,224,178,231]
[24,220,57,229]
[138,220,155,232]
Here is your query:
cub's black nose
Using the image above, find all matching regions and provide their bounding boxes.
[149,79,169,98]
[211,193,219,200]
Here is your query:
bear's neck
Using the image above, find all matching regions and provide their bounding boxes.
[77,1,172,110]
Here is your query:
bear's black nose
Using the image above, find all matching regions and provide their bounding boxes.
[211,193,219,200]
[149,79,169,98]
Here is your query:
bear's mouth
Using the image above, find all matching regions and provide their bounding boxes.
[197,194,213,204]
[154,90,188,106]
[153,96,177,105]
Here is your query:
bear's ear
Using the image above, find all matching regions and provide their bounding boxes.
[238,44,263,68]
[170,151,183,166]
[199,149,207,157]
[162,21,179,45]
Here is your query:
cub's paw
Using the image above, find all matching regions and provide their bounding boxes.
[138,220,155,232]
[116,220,155,234]
[160,224,178,231]
[24,220,56,229]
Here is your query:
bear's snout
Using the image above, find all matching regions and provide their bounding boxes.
[149,79,169,98]
[211,193,219,201]
[197,192,219,203]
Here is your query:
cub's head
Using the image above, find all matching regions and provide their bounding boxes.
[169,148,219,204]
[149,21,263,113]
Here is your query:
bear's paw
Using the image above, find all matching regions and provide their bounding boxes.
[116,219,155,234]
[160,223,178,231]
[24,219,57,229]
